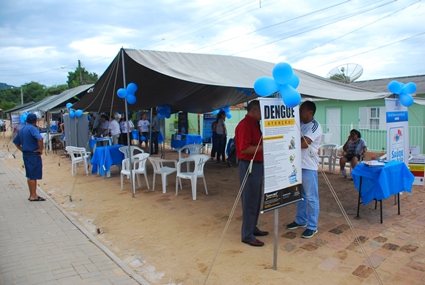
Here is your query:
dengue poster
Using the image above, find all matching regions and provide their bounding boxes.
[259,98,302,212]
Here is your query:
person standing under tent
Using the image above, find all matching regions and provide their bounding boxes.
[120,112,134,146]
[13,113,46,202]
[215,111,227,163]
[286,100,322,239]
[210,116,218,161]
[150,111,160,154]
[235,100,268,247]
[109,114,121,145]
[97,114,109,137]
[137,113,150,150]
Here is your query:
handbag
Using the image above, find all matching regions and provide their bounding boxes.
[344,148,356,160]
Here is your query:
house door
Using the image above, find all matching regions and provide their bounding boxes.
[326,108,341,145]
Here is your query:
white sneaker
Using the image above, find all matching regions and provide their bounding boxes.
[341,169,347,178]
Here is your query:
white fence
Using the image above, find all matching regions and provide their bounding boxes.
[321,124,425,153]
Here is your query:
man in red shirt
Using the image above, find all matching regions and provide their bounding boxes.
[235,100,268,247]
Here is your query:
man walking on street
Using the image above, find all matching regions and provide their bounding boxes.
[13,113,45,201]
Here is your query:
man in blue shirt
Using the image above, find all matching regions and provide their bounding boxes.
[13,113,45,201]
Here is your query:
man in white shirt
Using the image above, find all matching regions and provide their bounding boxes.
[286,101,322,239]
[137,113,150,150]
[109,115,121,145]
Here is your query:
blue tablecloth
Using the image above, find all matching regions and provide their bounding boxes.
[351,161,414,205]
[171,134,202,150]
[90,144,124,176]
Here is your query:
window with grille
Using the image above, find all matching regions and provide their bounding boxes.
[359,107,386,130]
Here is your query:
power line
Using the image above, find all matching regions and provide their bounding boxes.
[309,31,425,70]
[139,0,279,49]
[191,1,352,53]
[285,0,422,61]
[229,0,395,56]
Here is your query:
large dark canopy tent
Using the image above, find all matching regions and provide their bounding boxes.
[74,49,389,113]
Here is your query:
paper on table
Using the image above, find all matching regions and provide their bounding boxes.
[364,160,385,167]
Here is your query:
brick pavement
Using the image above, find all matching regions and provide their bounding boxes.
[0,154,150,285]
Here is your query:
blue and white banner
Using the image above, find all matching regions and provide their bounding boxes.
[385,98,409,165]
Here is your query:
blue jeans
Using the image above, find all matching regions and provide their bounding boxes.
[216,135,226,162]
[295,169,319,231]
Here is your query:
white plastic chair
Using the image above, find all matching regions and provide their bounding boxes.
[176,154,209,200]
[318,144,338,172]
[119,145,145,159]
[65,146,91,176]
[120,153,150,190]
[178,144,203,172]
[148,157,177,193]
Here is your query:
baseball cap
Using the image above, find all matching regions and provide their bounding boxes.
[26,113,38,122]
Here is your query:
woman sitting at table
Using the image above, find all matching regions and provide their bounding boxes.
[340,129,367,178]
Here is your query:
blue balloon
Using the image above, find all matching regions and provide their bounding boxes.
[280,84,301,108]
[272,62,293,85]
[223,106,230,113]
[157,113,164,119]
[158,105,164,111]
[288,73,300,89]
[126,94,136,104]
[75,109,83,117]
[20,114,27,124]
[254,76,279,97]
[226,112,232,119]
[399,94,414,107]
[212,110,219,115]
[117,88,127,98]
[387,80,402,94]
[165,112,171,119]
[236,87,243,92]
[127,82,138,94]
[69,110,75,118]
[66,102,73,109]
[403,82,417,95]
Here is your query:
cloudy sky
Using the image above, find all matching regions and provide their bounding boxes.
[1,0,424,87]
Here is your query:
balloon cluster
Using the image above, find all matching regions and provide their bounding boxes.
[65,102,83,118]
[236,88,253,96]
[212,106,232,119]
[387,81,416,107]
[157,104,171,119]
[253,62,301,108]
[116,82,138,104]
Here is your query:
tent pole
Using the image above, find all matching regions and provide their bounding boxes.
[149,108,153,155]
[121,48,135,198]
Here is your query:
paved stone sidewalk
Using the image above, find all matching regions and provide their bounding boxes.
[0,158,150,285]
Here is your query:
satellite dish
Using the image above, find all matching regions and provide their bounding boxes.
[326,63,363,83]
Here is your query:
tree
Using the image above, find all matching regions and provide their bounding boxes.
[46,84,68,97]
[67,63,98,88]
[329,74,351,84]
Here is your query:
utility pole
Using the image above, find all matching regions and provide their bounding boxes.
[21,87,24,105]
[78,60,82,85]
